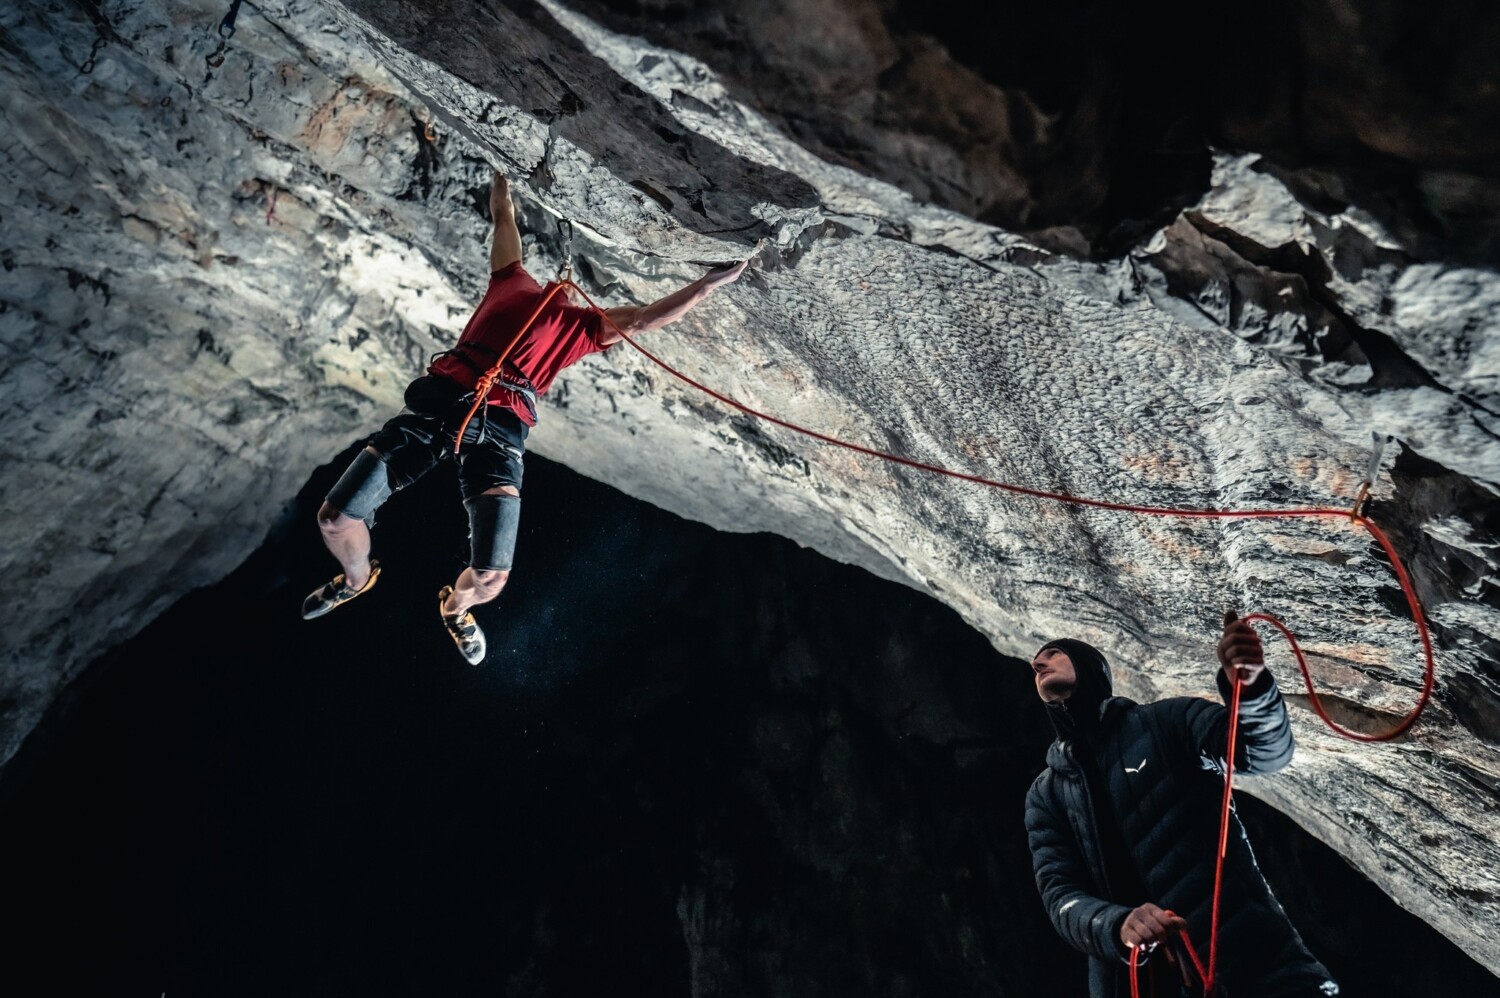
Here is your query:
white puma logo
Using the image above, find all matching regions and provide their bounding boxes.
[1125,758,1148,774]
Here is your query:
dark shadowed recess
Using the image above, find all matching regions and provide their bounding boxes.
[1,451,1494,996]
[338,0,817,247]
[585,0,1500,264]
[1385,448,1500,747]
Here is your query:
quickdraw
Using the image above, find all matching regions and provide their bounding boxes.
[206,0,244,69]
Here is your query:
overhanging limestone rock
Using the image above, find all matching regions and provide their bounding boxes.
[1,0,1497,975]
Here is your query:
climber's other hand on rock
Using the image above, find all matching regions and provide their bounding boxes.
[702,259,750,290]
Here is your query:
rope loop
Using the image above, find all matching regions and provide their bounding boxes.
[1128,924,1208,998]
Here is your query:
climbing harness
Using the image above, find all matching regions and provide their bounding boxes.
[205,0,244,69]
[447,223,576,455]
[450,281,574,455]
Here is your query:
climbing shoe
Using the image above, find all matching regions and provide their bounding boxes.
[437,585,487,666]
[301,560,381,620]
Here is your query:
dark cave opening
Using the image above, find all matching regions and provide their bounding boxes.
[584,0,1500,264]
[0,449,1494,996]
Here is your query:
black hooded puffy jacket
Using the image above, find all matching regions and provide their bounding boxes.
[1024,643,1338,997]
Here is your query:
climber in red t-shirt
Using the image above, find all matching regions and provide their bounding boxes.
[303,171,749,664]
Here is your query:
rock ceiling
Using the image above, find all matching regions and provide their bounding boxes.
[1,0,1496,973]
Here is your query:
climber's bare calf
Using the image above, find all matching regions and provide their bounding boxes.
[310,453,513,604]
[303,169,749,664]
[314,453,380,592]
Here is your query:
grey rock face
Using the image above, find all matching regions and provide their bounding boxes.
[1,0,1497,978]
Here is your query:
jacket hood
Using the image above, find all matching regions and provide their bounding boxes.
[1038,639,1115,744]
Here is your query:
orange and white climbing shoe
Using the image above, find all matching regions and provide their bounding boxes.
[437,585,487,666]
[300,560,381,620]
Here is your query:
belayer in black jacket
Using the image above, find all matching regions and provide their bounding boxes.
[1024,614,1340,997]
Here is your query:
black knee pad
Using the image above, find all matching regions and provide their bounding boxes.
[325,448,393,528]
[465,493,521,572]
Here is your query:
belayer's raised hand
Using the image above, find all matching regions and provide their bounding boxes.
[1217,610,1266,686]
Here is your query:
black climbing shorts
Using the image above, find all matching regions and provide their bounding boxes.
[325,375,528,568]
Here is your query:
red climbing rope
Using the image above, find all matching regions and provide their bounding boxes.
[472,273,1432,993]
[1130,928,1209,998]
[1127,651,1307,996]
[570,280,1435,728]
[488,277,1432,741]
[1206,669,1245,993]
[561,278,1437,727]
[553,277,1433,998]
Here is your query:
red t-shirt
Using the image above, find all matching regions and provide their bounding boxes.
[427,262,609,426]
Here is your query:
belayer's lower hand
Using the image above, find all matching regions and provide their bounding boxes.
[702,258,750,290]
[1120,902,1187,951]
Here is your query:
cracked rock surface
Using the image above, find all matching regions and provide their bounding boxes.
[2,0,1498,977]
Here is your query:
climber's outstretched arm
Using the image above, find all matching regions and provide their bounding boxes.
[599,259,749,345]
[490,171,523,273]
